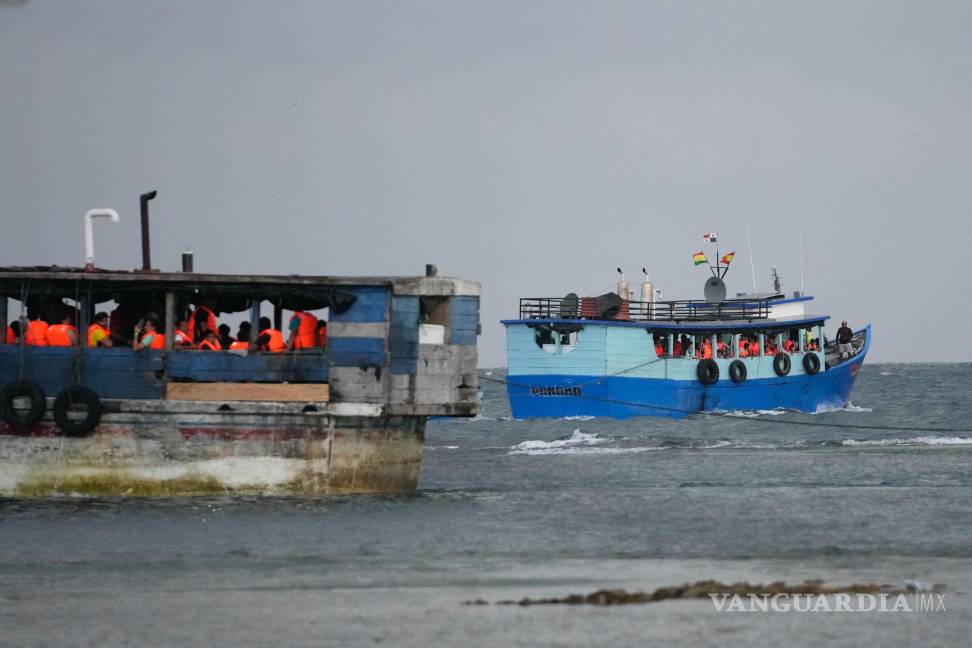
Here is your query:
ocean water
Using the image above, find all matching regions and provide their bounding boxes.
[2,363,971,647]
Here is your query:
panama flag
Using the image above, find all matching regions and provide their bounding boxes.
[703,232,718,242]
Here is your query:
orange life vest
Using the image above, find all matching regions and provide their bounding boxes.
[260,328,286,352]
[47,324,77,346]
[717,341,727,357]
[229,340,249,350]
[198,338,222,351]
[140,331,166,350]
[174,329,191,346]
[654,343,664,356]
[187,305,217,344]
[784,339,798,353]
[701,341,712,359]
[25,320,49,346]
[87,323,110,347]
[291,311,318,349]
[5,327,14,344]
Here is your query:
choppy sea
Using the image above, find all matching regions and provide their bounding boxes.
[2,363,971,647]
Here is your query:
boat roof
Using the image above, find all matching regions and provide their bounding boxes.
[501,315,829,331]
[0,266,480,312]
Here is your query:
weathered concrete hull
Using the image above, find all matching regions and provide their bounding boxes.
[0,402,425,496]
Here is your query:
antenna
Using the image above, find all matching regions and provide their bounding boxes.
[799,232,805,294]
[771,267,781,293]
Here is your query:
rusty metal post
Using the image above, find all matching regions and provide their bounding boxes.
[140,191,158,271]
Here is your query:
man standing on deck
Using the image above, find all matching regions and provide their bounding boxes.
[837,320,854,359]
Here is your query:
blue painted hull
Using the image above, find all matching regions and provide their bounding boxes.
[507,343,868,420]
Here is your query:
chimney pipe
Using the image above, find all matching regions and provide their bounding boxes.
[83,208,120,271]
[182,249,194,273]
[139,190,157,271]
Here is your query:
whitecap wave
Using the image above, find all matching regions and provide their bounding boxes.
[722,409,788,418]
[510,445,665,456]
[813,401,873,414]
[841,437,972,447]
[510,429,606,452]
[561,415,596,421]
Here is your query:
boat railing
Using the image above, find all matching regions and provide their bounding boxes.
[518,297,771,322]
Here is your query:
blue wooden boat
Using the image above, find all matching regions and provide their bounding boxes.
[0,195,480,496]
[502,285,869,419]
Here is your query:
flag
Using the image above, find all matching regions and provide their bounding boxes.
[703,232,718,242]
[693,251,707,266]
[721,251,735,265]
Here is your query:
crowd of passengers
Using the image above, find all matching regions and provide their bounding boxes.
[4,300,328,352]
[652,330,820,359]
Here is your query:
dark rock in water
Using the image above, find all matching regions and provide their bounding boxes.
[469,579,911,607]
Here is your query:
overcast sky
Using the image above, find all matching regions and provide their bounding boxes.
[2,1,970,365]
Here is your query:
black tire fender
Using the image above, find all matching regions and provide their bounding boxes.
[728,360,747,383]
[803,352,821,375]
[53,386,103,437]
[696,359,719,385]
[0,380,47,427]
[773,352,791,377]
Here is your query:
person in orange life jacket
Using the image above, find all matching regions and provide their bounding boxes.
[654,334,668,357]
[48,313,79,346]
[133,319,165,351]
[764,335,780,356]
[218,323,234,350]
[673,338,682,356]
[187,302,218,344]
[256,317,286,353]
[698,338,712,359]
[317,320,328,350]
[287,310,318,350]
[783,334,799,354]
[197,329,222,351]
[172,319,192,347]
[716,336,729,358]
[87,312,112,347]
[5,321,20,345]
[229,322,251,350]
[24,306,49,346]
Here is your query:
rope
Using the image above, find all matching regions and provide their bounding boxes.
[481,374,972,434]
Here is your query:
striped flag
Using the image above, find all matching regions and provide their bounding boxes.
[693,251,707,266]
[721,251,735,265]
[703,232,718,242]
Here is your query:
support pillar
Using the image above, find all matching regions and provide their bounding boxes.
[164,292,176,351]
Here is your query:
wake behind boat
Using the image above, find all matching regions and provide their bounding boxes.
[502,237,869,419]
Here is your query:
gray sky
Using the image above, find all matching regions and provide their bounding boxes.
[2,1,970,366]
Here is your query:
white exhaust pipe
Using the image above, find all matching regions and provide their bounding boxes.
[84,208,120,271]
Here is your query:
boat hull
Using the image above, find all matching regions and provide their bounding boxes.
[507,327,870,420]
[0,402,424,496]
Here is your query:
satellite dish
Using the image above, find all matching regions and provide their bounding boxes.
[560,293,579,318]
[703,277,727,303]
